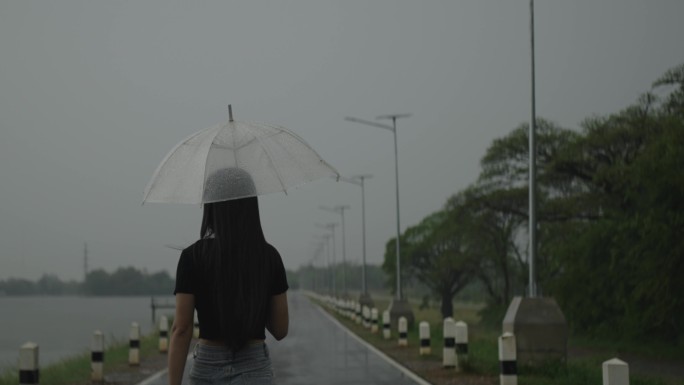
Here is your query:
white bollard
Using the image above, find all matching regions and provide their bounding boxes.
[193,311,200,338]
[129,322,140,366]
[602,358,629,385]
[159,316,169,353]
[442,317,456,368]
[362,306,370,328]
[419,321,431,355]
[371,308,379,333]
[499,332,517,385]
[398,316,408,347]
[19,342,39,385]
[355,303,362,324]
[91,331,104,381]
[455,320,469,371]
[382,310,391,340]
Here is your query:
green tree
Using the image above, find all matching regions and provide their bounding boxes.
[384,206,473,318]
[546,63,684,343]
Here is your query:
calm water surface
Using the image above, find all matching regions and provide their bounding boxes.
[0,296,175,369]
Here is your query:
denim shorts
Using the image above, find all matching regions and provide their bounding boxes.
[190,342,274,385]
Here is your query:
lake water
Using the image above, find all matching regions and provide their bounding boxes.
[0,296,175,370]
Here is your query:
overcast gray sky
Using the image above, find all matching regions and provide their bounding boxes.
[1,0,682,281]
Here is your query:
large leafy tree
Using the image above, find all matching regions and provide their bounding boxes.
[474,119,580,296]
[383,205,474,318]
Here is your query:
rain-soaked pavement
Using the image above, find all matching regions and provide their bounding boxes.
[143,291,421,384]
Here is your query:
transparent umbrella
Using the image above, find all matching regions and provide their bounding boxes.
[143,106,339,204]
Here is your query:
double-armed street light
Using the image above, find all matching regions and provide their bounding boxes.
[320,205,350,296]
[345,113,415,328]
[340,175,374,307]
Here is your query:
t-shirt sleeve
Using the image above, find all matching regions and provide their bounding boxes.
[270,247,289,295]
[173,248,194,295]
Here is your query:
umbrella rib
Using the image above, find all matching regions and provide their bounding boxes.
[143,124,217,204]
[253,133,288,194]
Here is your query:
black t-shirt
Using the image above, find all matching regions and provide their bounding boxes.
[173,239,288,340]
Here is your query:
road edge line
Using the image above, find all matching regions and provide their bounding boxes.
[312,299,433,385]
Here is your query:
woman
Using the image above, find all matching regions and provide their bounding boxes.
[168,169,289,385]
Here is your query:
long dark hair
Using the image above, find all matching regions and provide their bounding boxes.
[198,170,270,351]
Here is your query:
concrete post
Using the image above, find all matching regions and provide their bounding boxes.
[602,358,629,385]
[455,321,469,371]
[159,316,169,353]
[91,331,104,381]
[419,321,430,355]
[371,308,379,333]
[129,322,140,366]
[442,318,456,368]
[382,310,391,340]
[362,306,370,328]
[499,332,517,385]
[19,342,39,385]
[355,302,362,324]
[398,316,408,347]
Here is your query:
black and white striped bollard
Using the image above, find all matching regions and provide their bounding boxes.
[371,308,379,333]
[499,332,517,385]
[455,320,469,371]
[91,331,104,381]
[398,316,408,347]
[442,317,456,368]
[129,322,140,366]
[19,342,39,385]
[362,306,370,328]
[355,302,362,324]
[159,315,169,353]
[382,310,391,340]
[419,321,431,355]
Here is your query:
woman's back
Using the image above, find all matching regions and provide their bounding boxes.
[174,238,288,348]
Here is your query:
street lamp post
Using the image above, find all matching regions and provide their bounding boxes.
[501,1,568,366]
[345,114,415,328]
[320,205,350,297]
[317,223,338,297]
[529,0,538,299]
[313,235,331,294]
[341,175,374,308]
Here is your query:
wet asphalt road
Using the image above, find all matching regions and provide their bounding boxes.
[268,291,419,384]
[145,291,421,384]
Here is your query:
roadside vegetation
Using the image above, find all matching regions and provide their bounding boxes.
[377,62,684,346]
[0,327,164,385]
[317,294,679,385]
[0,267,174,296]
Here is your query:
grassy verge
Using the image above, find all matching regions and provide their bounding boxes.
[0,327,164,385]
[313,294,677,385]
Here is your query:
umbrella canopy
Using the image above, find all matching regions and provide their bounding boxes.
[143,111,339,204]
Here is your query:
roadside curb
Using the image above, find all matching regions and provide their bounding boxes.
[311,297,433,385]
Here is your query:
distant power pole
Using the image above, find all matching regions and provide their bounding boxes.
[83,243,88,282]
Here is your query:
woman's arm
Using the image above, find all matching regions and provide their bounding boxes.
[266,292,289,340]
[168,293,195,385]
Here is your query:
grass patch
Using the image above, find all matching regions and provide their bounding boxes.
[312,293,679,385]
[0,328,163,385]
